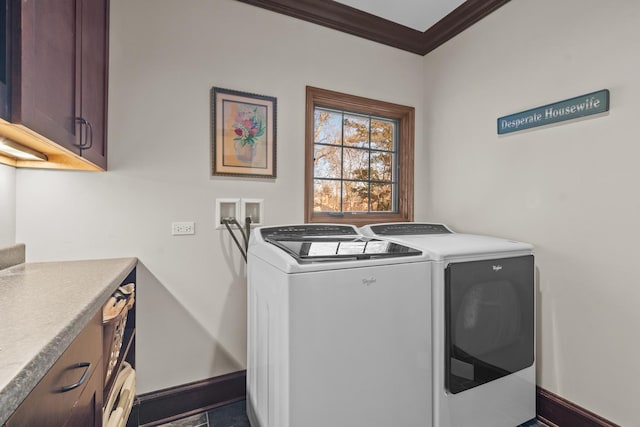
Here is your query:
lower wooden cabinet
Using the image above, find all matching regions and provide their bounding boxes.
[6,267,137,427]
[6,312,103,427]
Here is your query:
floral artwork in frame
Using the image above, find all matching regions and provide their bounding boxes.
[211,87,277,178]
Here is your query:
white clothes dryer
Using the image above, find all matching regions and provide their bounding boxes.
[247,224,433,427]
[361,223,536,427]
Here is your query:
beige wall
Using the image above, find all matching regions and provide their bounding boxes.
[0,163,15,246]
[14,0,426,393]
[422,1,640,425]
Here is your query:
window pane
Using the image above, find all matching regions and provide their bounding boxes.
[343,147,369,180]
[314,110,342,145]
[371,119,395,151]
[343,181,369,212]
[343,114,369,148]
[370,151,393,181]
[370,183,393,212]
[314,145,342,179]
[314,179,341,212]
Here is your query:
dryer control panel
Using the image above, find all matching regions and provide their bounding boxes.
[368,223,452,236]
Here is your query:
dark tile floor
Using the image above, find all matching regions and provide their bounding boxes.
[157,400,249,427]
[157,400,549,427]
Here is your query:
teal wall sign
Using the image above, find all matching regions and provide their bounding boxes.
[497,89,609,135]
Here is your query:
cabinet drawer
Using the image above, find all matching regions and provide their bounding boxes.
[6,312,103,427]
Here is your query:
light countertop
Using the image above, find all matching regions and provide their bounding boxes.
[0,257,137,425]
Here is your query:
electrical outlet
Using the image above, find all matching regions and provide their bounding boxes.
[172,221,195,235]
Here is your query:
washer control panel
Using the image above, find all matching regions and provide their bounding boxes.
[260,224,359,240]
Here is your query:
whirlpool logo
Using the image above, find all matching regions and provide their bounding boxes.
[362,277,377,286]
[492,265,503,272]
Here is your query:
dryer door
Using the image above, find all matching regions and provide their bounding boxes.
[445,255,534,394]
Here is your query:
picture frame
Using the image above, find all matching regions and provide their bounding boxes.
[211,87,277,178]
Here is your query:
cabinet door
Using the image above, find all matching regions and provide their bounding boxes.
[77,0,108,169]
[11,0,79,153]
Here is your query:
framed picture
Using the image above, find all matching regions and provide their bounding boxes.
[211,87,277,178]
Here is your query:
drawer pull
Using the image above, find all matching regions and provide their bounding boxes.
[59,362,91,392]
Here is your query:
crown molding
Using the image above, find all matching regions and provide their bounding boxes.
[419,0,511,55]
[235,0,511,56]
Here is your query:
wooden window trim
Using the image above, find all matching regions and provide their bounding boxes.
[305,86,414,227]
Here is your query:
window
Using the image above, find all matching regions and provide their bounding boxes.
[305,86,414,226]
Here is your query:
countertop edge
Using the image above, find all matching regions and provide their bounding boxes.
[0,257,138,425]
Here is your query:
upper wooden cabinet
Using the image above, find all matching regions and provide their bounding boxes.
[1,0,109,170]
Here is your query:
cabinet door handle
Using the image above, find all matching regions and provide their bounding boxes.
[84,119,94,150]
[74,117,88,149]
[58,362,91,392]
[73,117,92,149]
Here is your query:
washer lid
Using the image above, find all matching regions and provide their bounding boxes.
[250,224,429,271]
[265,236,422,263]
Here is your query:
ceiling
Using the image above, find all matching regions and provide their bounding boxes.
[335,0,466,32]
[235,0,511,55]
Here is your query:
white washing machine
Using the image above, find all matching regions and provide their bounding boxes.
[247,224,433,427]
[361,223,535,427]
